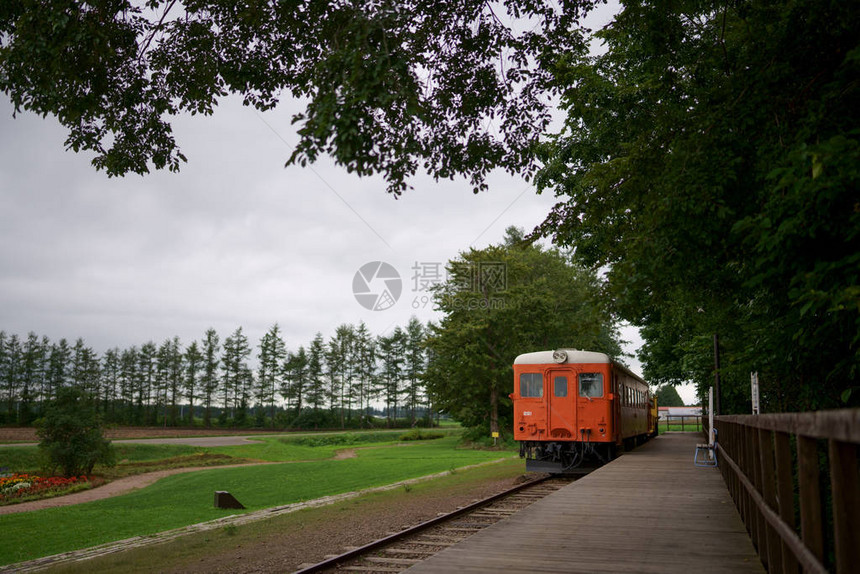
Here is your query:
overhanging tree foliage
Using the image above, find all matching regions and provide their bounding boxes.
[0,0,594,194]
[425,227,622,438]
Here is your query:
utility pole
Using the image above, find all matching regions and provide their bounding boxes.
[713,334,721,415]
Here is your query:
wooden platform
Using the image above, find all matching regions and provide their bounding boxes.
[407,433,765,573]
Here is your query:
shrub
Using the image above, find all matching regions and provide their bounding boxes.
[284,432,396,447]
[399,429,445,441]
[37,387,116,477]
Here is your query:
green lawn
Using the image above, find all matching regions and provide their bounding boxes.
[0,436,513,566]
[0,429,456,474]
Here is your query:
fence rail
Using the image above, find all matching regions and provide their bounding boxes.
[658,415,702,432]
[714,410,860,574]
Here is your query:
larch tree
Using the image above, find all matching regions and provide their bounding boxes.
[200,328,220,427]
[257,323,286,426]
[404,317,426,425]
[184,340,202,425]
[306,333,326,413]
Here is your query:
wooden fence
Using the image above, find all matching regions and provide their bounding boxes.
[658,415,702,432]
[714,410,860,574]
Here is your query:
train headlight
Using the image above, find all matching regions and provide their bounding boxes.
[552,349,568,363]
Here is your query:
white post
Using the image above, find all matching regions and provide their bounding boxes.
[751,372,760,415]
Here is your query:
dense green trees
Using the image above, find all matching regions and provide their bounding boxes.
[534,1,859,412]
[426,227,622,437]
[0,318,432,428]
[654,384,685,408]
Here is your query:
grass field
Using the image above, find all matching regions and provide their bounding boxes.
[45,457,526,574]
[0,428,457,476]
[658,423,704,432]
[0,435,514,566]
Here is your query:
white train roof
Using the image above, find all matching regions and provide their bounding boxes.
[514,349,611,365]
[514,349,645,384]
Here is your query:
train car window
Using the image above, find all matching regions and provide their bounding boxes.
[520,373,543,398]
[579,373,604,398]
[554,376,568,397]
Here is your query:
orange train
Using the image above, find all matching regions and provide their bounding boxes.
[511,349,658,473]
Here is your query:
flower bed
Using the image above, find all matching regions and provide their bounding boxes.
[0,473,89,503]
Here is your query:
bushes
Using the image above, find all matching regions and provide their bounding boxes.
[284,432,397,448]
[37,387,115,477]
[398,429,444,441]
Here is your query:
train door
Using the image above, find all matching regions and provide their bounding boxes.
[514,369,548,441]
[547,369,576,439]
[576,366,611,442]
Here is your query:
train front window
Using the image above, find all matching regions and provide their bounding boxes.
[520,373,543,397]
[554,376,568,397]
[579,373,604,398]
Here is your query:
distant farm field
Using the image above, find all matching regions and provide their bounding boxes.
[0,434,513,566]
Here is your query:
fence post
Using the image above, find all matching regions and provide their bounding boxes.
[829,439,860,574]
[758,428,781,572]
[774,431,800,574]
[797,436,824,563]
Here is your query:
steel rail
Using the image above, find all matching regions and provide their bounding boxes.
[293,474,557,574]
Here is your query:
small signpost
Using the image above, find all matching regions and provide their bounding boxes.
[750,372,760,415]
[214,491,244,509]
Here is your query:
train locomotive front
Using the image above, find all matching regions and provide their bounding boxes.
[511,349,655,473]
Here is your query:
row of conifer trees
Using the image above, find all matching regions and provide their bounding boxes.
[0,317,431,428]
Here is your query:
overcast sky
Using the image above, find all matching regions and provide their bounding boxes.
[0,94,568,341]
[0,3,698,404]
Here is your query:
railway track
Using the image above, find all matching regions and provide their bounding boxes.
[294,474,580,574]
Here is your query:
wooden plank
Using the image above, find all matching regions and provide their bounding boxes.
[718,435,827,574]
[757,428,782,573]
[744,424,760,551]
[829,439,860,574]
[774,430,799,574]
[797,435,824,563]
[716,410,860,442]
[752,425,769,562]
[409,433,764,574]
